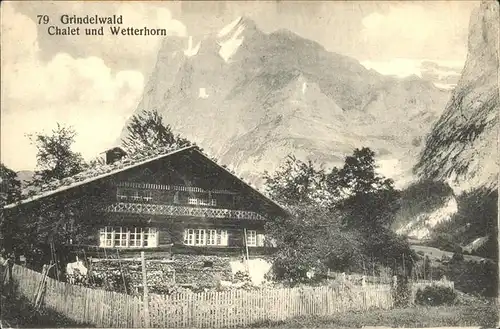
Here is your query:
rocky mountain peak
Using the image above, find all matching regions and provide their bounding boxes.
[125,15,451,188]
[415,0,499,192]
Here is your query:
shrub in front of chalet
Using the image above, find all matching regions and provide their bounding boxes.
[415,285,457,306]
[88,270,133,294]
[392,275,411,308]
[233,270,251,283]
[149,282,193,295]
[441,255,451,263]
[451,252,464,262]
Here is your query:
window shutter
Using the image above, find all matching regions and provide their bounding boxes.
[99,228,106,247]
[148,228,158,247]
[257,234,265,247]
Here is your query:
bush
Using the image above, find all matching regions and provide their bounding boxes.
[415,285,457,306]
[451,252,464,262]
[392,275,412,307]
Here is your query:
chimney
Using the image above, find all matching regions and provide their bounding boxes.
[105,147,127,165]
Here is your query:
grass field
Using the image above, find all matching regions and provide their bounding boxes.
[249,304,499,328]
[410,244,488,263]
[1,293,94,328]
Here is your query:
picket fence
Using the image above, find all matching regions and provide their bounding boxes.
[8,265,144,327]
[148,285,393,328]
[4,264,453,328]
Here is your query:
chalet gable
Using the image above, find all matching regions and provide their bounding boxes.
[4,145,287,218]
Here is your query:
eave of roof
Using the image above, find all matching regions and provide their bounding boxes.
[3,145,288,215]
[3,145,197,209]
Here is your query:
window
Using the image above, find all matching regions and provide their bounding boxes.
[130,190,141,201]
[207,229,217,245]
[246,230,257,247]
[245,231,265,247]
[184,229,195,245]
[187,197,217,206]
[129,227,142,247]
[99,227,113,247]
[116,188,129,202]
[99,226,158,248]
[114,227,128,247]
[141,190,153,202]
[195,229,206,246]
[184,229,228,246]
[116,188,153,203]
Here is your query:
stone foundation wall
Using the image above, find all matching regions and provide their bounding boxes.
[172,254,233,286]
[90,254,234,294]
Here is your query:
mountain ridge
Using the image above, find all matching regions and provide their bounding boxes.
[123,16,451,188]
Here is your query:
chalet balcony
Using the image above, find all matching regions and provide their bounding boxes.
[104,202,267,221]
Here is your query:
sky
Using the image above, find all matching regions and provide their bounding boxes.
[1,0,480,171]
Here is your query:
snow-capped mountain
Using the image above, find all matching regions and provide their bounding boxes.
[125,16,451,188]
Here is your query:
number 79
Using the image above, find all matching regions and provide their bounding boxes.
[37,15,49,24]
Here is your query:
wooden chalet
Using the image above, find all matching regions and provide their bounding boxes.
[4,145,288,262]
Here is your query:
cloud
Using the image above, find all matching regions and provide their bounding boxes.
[10,1,187,73]
[1,3,145,170]
[360,59,424,78]
[360,2,476,60]
[75,2,187,59]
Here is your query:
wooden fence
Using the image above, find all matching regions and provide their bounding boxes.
[148,285,393,328]
[8,264,144,327]
[3,264,454,328]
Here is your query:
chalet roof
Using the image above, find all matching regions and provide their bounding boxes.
[3,145,287,214]
[99,146,127,155]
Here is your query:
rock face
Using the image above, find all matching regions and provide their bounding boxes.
[395,196,458,240]
[415,1,499,192]
[391,180,458,240]
[126,16,450,188]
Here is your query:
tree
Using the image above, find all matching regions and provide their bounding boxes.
[263,155,337,207]
[0,164,21,206]
[11,124,95,270]
[0,164,22,254]
[27,123,86,187]
[122,109,192,154]
[263,147,413,281]
[265,205,363,282]
[331,148,400,229]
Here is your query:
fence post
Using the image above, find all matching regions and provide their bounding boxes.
[141,252,150,328]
